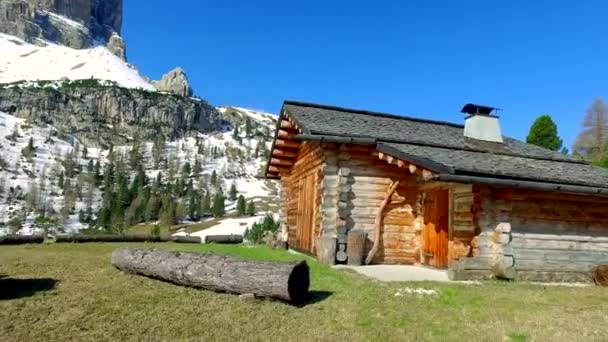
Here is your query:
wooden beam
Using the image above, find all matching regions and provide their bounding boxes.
[422,169,434,181]
[276,139,300,148]
[268,165,290,174]
[365,180,401,265]
[378,152,385,160]
[277,130,294,139]
[397,160,406,168]
[386,155,394,164]
[270,158,293,166]
[272,149,297,158]
[409,164,417,174]
[280,120,295,129]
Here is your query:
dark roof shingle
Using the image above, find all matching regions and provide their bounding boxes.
[282,100,608,189]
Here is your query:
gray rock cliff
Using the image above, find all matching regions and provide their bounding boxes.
[0,0,126,59]
[154,68,194,97]
[0,80,223,146]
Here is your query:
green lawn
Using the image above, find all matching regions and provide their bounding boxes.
[1,243,607,341]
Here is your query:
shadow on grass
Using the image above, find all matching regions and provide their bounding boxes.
[294,290,333,307]
[0,277,58,300]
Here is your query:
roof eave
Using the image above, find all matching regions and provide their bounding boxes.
[433,173,608,197]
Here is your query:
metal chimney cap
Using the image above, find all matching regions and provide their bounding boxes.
[461,103,500,117]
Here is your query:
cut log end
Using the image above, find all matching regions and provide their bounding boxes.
[288,261,310,304]
[594,265,608,286]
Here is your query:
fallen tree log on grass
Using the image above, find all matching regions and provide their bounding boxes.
[204,234,243,244]
[111,248,310,303]
[0,235,44,245]
[172,235,202,243]
[56,234,169,243]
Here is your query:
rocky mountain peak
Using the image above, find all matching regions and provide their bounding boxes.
[0,0,126,59]
[154,68,194,97]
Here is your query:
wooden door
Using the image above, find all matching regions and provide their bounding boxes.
[295,173,316,253]
[422,189,449,268]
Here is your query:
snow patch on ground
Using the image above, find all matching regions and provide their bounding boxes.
[0,33,154,90]
[394,288,438,296]
[188,215,265,241]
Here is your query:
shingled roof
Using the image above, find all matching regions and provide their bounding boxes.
[276,100,608,192]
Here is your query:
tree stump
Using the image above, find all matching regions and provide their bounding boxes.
[316,236,337,265]
[594,265,608,286]
[111,248,309,303]
[347,230,367,265]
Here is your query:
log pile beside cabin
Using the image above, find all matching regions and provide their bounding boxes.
[266,101,608,282]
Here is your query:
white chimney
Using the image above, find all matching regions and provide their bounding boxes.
[461,103,503,143]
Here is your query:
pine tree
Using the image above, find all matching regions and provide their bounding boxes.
[236,195,246,216]
[97,207,111,229]
[126,189,147,226]
[189,195,200,220]
[246,200,256,216]
[129,165,147,198]
[78,209,87,223]
[212,193,225,218]
[245,117,252,137]
[21,137,36,161]
[86,159,94,174]
[526,115,563,151]
[182,162,191,177]
[61,179,75,219]
[233,125,240,140]
[200,192,211,216]
[229,182,238,201]
[145,194,161,222]
[186,178,194,198]
[193,158,202,175]
[176,201,187,223]
[254,141,260,158]
[210,170,217,186]
[85,206,93,224]
[129,142,143,170]
[62,149,78,178]
[57,171,64,189]
[7,124,20,142]
[94,160,102,186]
[159,197,177,227]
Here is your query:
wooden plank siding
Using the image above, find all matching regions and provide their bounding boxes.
[281,142,324,254]
[450,186,608,282]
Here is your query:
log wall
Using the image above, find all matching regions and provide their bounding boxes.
[327,145,423,264]
[281,142,324,254]
[450,186,608,282]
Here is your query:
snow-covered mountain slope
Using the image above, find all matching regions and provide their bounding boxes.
[0,105,278,236]
[0,33,153,90]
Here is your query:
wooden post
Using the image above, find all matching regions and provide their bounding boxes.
[317,236,337,265]
[347,230,367,265]
[365,180,401,265]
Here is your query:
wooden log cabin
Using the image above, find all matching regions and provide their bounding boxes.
[265,100,608,282]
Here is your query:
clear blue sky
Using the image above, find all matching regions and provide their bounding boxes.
[123,1,608,150]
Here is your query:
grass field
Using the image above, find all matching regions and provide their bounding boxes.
[1,243,608,341]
